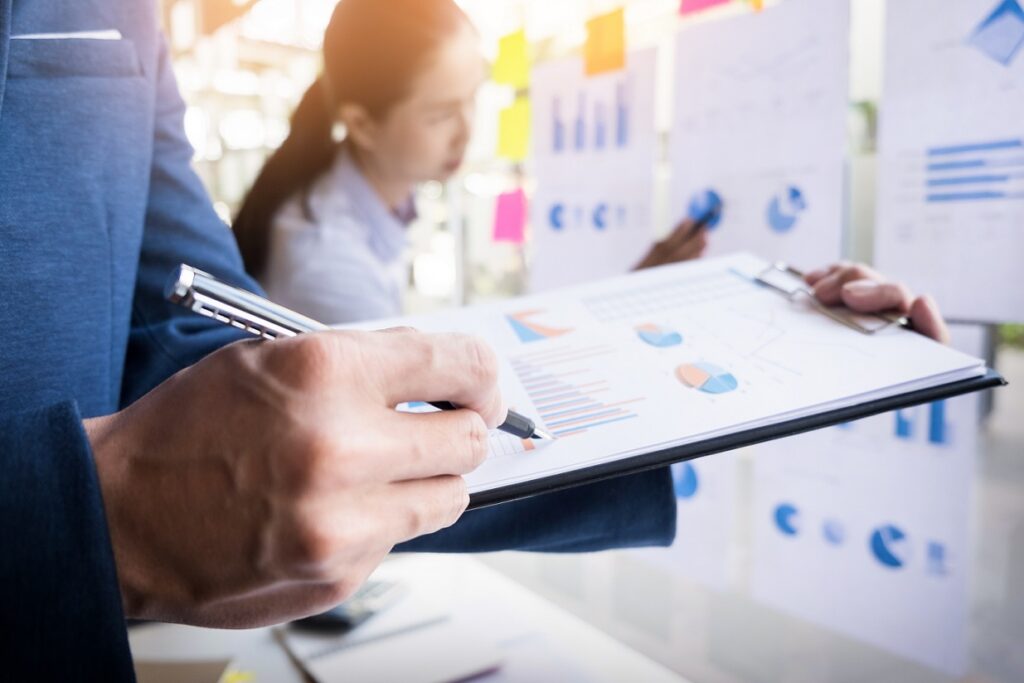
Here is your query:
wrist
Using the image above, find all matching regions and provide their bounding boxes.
[82,414,147,619]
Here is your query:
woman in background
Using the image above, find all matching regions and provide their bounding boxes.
[233,0,708,325]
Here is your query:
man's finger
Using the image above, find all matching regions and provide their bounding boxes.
[909,295,950,344]
[373,409,490,482]
[349,329,507,428]
[840,280,914,314]
[812,264,883,305]
[378,475,470,543]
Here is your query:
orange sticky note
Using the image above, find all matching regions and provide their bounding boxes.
[497,97,531,161]
[584,8,626,76]
[493,30,530,89]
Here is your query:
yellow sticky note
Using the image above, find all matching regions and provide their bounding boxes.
[493,30,530,89]
[497,97,531,161]
[584,8,626,76]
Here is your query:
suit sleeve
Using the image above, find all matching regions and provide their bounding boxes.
[0,402,136,681]
[119,37,254,406]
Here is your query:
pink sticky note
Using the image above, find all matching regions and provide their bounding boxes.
[493,188,527,244]
[680,0,731,15]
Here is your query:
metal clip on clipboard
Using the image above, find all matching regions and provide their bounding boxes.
[754,263,910,335]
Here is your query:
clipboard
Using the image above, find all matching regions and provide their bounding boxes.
[459,254,1006,509]
[167,253,1006,512]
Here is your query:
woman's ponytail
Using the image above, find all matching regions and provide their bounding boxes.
[233,77,338,278]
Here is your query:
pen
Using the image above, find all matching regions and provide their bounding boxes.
[165,264,555,441]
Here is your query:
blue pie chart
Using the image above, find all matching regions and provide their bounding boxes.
[549,203,566,231]
[823,519,845,546]
[687,188,724,230]
[766,185,807,234]
[673,462,699,499]
[773,503,800,536]
[870,524,908,569]
[593,203,609,230]
[636,324,683,348]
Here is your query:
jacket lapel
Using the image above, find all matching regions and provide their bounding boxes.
[0,0,11,119]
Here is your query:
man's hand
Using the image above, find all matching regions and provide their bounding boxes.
[84,328,505,628]
[805,262,950,344]
[635,218,709,270]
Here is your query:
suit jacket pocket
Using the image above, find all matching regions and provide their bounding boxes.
[7,38,141,78]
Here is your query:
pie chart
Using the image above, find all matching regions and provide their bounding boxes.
[687,188,724,230]
[870,524,908,569]
[549,203,566,231]
[673,462,699,499]
[676,362,739,394]
[635,323,683,348]
[766,185,807,234]
[774,502,800,536]
[823,519,845,546]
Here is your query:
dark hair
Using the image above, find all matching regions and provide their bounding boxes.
[233,0,470,278]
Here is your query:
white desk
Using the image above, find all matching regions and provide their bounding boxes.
[129,555,688,683]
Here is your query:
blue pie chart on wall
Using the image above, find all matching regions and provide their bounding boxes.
[773,502,800,536]
[593,203,609,230]
[549,203,566,231]
[766,185,807,233]
[687,188,724,230]
[823,519,845,546]
[673,462,699,499]
[870,524,908,569]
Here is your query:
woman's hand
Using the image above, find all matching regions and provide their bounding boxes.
[804,262,950,344]
[635,217,709,270]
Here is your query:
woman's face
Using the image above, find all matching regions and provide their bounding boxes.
[349,22,485,185]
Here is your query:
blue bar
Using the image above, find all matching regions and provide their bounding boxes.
[927,191,1009,202]
[895,410,914,440]
[928,401,949,445]
[533,392,583,407]
[927,139,1023,156]
[927,160,986,172]
[534,396,588,411]
[927,174,1009,187]
[540,402,602,419]
[553,414,638,435]
[548,407,623,428]
[928,158,1024,172]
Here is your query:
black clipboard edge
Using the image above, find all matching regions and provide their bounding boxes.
[467,369,1006,511]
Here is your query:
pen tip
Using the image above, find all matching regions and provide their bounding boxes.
[531,428,557,441]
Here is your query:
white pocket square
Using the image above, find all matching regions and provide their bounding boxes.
[11,30,122,41]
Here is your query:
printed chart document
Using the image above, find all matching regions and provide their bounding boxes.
[341,254,1000,507]
[669,0,850,266]
[875,0,1024,322]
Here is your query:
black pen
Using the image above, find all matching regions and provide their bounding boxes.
[165,265,554,441]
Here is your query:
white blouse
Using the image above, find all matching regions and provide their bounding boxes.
[260,146,413,325]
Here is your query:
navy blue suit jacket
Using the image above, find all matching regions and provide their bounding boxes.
[0,1,675,678]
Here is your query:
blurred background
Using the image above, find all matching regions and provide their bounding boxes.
[146,0,1024,681]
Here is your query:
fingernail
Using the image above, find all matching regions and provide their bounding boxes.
[843,281,879,296]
